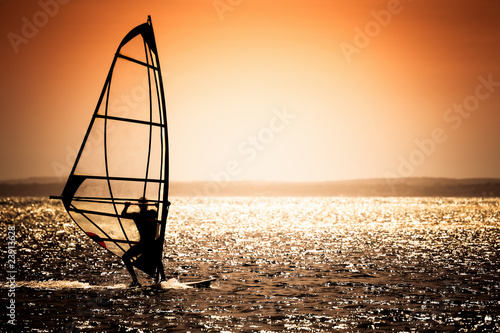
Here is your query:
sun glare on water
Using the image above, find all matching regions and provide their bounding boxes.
[1,196,499,331]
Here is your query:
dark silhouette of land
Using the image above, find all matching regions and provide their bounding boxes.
[2,177,500,197]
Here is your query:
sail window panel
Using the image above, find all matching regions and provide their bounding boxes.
[112,181,163,205]
[84,213,121,239]
[72,211,135,254]
[146,126,164,180]
[105,119,152,179]
[68,212,127,255]
[106,179,161,204]
[71,200,116,216]
[108,179,146,201]
[74,119,107,177]
[119,34,148,65]
[107,59,154,123]
[68,211,97,235]
[143,182,161,203]
[110,215,140,244]
[73,178,111,200]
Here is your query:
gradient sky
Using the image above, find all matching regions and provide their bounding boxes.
[1,0,499,182]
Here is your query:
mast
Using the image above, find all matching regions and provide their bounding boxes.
[147,15,170,283]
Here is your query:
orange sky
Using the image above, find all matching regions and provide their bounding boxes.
[1,0,500,182]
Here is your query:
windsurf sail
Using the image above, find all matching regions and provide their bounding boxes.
[52,16,169,282]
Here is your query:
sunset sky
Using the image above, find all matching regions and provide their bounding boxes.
[1,0,499,182]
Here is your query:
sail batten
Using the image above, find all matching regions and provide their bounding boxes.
[69,196,161,205]
[71,175,165,183]
[70,206,128,254]
[54,16,169,282]
[116,53,158,70]
[95,115,165,128]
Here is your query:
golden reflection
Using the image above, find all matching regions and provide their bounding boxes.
[1,197,499,331]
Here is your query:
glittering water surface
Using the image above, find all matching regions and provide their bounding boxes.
[1,197,499,332]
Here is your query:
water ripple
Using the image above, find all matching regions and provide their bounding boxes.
[1,196,499,332]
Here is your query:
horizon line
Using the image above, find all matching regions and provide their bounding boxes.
[3,176,500,184]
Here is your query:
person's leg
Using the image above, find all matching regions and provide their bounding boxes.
[122,244,144,286]
[152,242,166,283]
[158,259,166,282]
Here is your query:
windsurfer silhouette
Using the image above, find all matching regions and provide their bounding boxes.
[121,197,166,287]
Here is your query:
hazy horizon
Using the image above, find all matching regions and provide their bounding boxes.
[1,1,499,182]
[3,175,500,184]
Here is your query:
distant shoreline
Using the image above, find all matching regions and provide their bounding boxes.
[2,177,500,197]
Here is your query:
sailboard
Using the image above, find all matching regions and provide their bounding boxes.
[51,16,169,283]
[142,278,217,292]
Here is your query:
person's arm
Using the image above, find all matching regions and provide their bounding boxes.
[121,202,131,217]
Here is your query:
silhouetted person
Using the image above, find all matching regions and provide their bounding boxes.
[121,197,165,287]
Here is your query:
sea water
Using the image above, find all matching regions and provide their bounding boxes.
[1,197,499,332]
